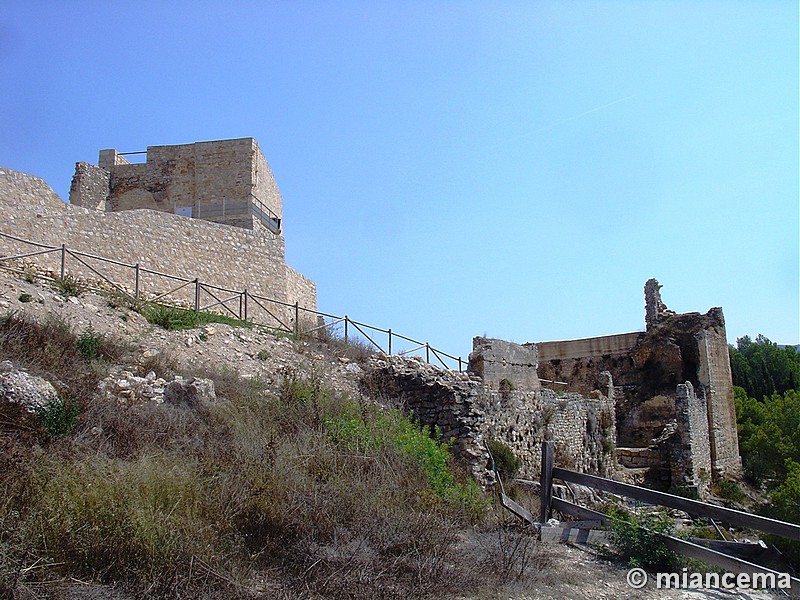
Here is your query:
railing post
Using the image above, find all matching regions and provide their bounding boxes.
[458,357,463,372]
[134,263,140,300]
[294,302,299,337]
[60,244,66,280]
[194,278,200,312]
[344,316,348,344]
[540,440,554,524]
[243,289,248,322]
[426,343,430,364]
[238,291,243,320]
[388,329,392,355]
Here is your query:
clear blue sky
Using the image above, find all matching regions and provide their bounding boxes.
[1,1,798,361]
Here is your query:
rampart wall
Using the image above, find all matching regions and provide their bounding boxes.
[0,168,316,329]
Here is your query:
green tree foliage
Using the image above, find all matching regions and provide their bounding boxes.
[729,335,800,401]
[735,388,800,486]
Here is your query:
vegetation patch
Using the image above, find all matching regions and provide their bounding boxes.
[139,302,250,331]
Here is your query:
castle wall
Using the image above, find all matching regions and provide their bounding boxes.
[0,169,316,328]
[697,322,742,477]
[76,138,287,233]
[672,382,712,497]
[537,332,642,361]
[468,337,540,391]
[0,168,64,208]
[69,162,109,210]
[365,353,616,485]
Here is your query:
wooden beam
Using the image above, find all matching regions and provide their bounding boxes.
[553,467,800,541]
[552,497,800,595]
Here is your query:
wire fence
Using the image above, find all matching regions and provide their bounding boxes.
[0,231,466,371]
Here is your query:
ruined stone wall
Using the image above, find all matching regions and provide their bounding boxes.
[468,337,540,391]
[69,162,109,210]
[535,280,741,485]
[0,169,316,328]
[697,323,742,476]
[672,382,712,497]
[364,354,616,484]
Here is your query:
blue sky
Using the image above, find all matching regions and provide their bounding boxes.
[1,1,798,362]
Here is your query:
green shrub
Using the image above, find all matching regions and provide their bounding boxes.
[53,274,84,298]
[77,325,103,362]
[604,504,678,571]
[139,303,249,331]
[486,438,522,483]
[17,293,33,303]
[712,478,746,506]
[34,397,79,437]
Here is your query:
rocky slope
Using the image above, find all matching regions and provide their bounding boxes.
[0,268,781,600]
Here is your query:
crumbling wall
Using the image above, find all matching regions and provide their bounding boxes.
[363,350,616,484]
[69,162,109,210]
[697,323,741,476]
[671,382,712,497]
[468,337,540,391]
[535,279,741,488]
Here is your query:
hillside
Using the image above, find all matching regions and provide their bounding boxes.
[0,268,779,600]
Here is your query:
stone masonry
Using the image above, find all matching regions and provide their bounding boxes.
[364,339,617,485]
[71,138,282,233]
[0,140,316,330]
[536,279,741,497]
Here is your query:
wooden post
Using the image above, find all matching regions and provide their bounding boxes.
[540,440,554,524]
[134,263,140,300]
[60,244,66,280]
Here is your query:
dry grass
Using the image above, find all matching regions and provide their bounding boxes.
[0,312,550,599]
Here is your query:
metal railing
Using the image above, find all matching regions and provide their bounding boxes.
[0,231,464,370]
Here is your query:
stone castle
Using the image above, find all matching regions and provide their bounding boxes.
[374,279,740,499]
[0,138,741,498]
[0,138,315,328]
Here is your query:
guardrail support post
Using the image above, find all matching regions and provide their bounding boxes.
[194,278,200,312]
[344,316,348,344]
[294,302,299,337]
[60,244,66,280]
[388,329,392,355]
[426,343,430,364]
[134,263,140,299]
[540,440,554,524]
[243,289,248,322]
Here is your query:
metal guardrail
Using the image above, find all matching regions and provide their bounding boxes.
[0,231,464,370]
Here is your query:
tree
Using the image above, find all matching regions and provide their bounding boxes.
[729,335,800,401]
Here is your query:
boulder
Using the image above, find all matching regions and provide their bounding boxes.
[0,364,59,412]
[163,377,216,410]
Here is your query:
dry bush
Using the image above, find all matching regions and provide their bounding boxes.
[0,330,541,599]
